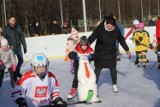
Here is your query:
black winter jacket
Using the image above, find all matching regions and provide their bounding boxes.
[2,24,27,52]
[88,22,129,68]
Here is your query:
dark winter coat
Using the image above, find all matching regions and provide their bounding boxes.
[2,24,27,52]
[49,23,61,34]
[88,22,129,68]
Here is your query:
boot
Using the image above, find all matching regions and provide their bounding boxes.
[112,85,118,93]
[67,88,77,99]
[16,68,22,78]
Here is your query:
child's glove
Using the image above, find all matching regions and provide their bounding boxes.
[12,65,16,72]
[87,54,92,59]
[51,97,67,106]
[15,97,27,107]
[135,40,140,45]
[149,44,154,49]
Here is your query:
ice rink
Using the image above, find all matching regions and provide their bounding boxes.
[0,50,160,107]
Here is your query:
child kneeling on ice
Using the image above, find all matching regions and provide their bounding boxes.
[67,36,100,103]
[0,38,17,88]
[12,53,67,107]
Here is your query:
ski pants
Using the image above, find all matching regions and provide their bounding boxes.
[94,67,117,85]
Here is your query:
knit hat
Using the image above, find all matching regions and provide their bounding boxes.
[79,36,88,46]
[1,38,8,46]
[70,28,79,40]
[105,16,116,26]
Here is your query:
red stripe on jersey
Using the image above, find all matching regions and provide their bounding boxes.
[17,70,36,85]
[48,72,59,86]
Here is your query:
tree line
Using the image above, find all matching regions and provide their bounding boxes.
[0,0,159,36]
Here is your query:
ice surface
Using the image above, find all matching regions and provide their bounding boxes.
[0,50,160,107]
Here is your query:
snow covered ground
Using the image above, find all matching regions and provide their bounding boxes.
[0,50,160,107]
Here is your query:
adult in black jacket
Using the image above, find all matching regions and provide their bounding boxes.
[48,18,61,35]
[3,16,27,79]
[88,15,131,93]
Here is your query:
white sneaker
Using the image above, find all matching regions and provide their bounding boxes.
[112,85,118,93]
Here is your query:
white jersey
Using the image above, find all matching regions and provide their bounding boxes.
[12,70,59,107]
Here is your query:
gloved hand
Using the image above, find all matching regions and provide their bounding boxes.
[135,40,140,45]
[15,97,27,107]
[87,54,92,59]
[138,36,143,42]
[0,60,2,65]
[12,65,16,72]
[149,44,153,49]
[23,48,27,54]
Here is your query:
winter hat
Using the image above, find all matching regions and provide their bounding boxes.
[1,38,8,46]
[70,28,79,40]
[105,16,116,26]
[133,19,139,25]
[137,22,144,29]
[79,36,88,46]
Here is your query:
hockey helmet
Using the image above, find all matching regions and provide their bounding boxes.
[31,53,49,67]
[137,22,145,29]
[79,36,88,46]
[133,19,139,25]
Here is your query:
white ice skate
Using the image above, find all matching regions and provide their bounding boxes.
[112,85,118,93]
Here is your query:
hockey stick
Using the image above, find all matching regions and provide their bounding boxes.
[130,37,154,50]
[67,90,94,105]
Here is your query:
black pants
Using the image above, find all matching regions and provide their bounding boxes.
[0,67,16,88]
[94,67,117,85]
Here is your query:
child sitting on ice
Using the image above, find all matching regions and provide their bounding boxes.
[0,38,17,88]
[12,53,67,107]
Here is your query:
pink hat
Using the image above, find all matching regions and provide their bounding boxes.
[1,38,8,46]
[70,28,79,40]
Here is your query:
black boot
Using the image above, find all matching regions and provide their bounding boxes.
[16,69,22,78]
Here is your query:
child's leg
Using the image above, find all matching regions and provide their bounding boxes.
[70,60,75,74]
[0,70,4,88]
[141,52,147,67]
[8,67,15,88]
[137,52,143,67]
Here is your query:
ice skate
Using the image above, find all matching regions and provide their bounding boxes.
[137,62,141,67]
[67,88,77,99]
[142,62,146,68]
[112,85,118,93]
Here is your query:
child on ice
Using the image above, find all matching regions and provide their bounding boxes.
[64,27,79,74]
[132,22,150,67]
[0,38,17,88]
[67,36,100,104]
[12,53,67,107]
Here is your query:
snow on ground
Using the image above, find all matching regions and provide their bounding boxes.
[0,50,160,107]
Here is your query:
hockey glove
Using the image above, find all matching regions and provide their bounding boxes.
[149,44,154,49]
[16,97,27,107]
[138,36,143,42]
[135,40,140,45]
[51,97,67,106]
[23,48,27,54]
[68,51,77,59]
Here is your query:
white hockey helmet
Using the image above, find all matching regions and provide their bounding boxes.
[31,53,49,67]
[133,19,139,25]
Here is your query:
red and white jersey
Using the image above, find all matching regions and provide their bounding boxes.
[11,70,59,107]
